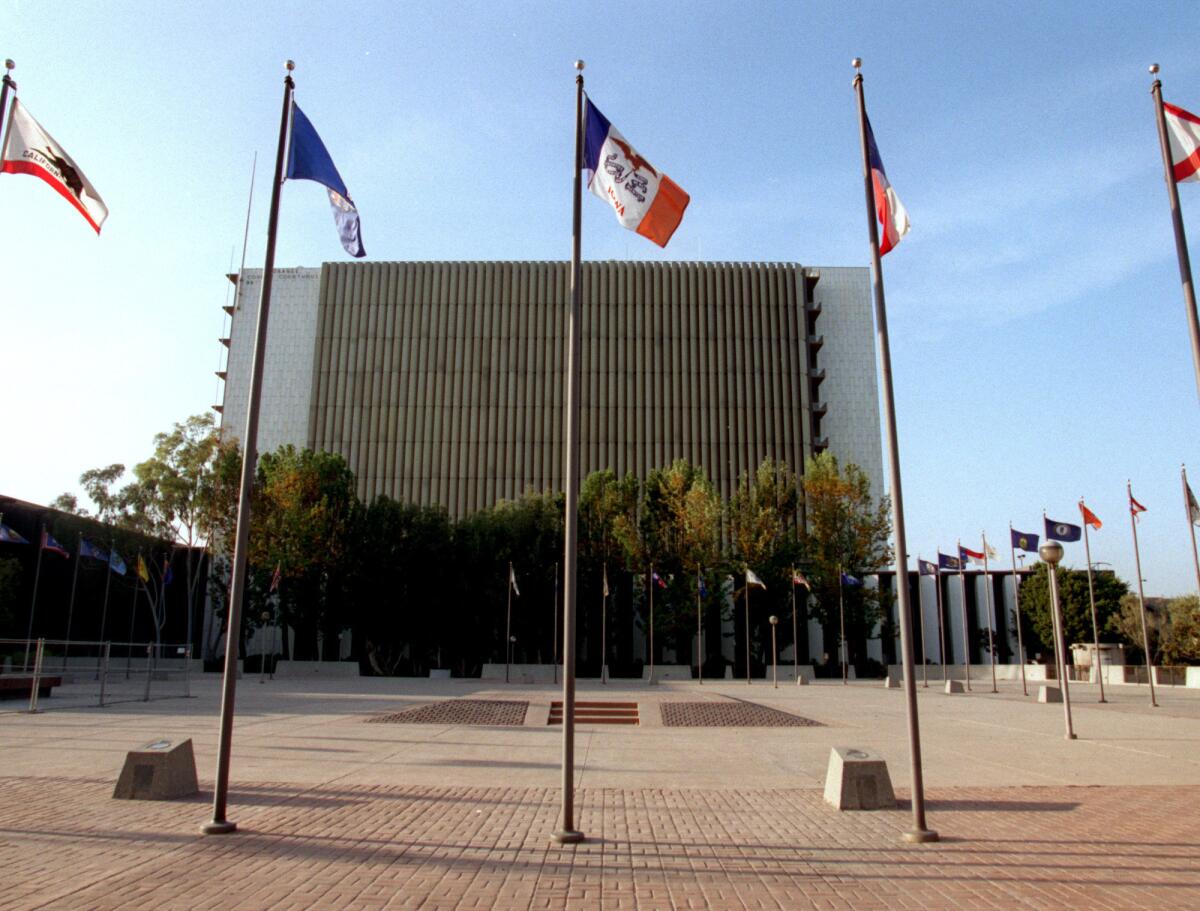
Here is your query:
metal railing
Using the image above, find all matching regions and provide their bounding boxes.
[0,638,193,714]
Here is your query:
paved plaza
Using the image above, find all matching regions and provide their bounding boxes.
[2,673,1199,908]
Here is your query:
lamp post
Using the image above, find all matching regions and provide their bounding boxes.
[769,616,779,687]
[1039,541,1076,740]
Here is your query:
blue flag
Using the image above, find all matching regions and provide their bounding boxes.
[79,538,108,562]
[917,558,938,576]
[1011,528,1040,553]
[0,522,29,544]
[1044,517,1081,543]
[109,550,127,576]
[287,102,366,258]
[698,575,708,599]
[840,572,862,587]
[937,552,962,571]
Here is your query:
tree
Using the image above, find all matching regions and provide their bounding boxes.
[1017,563,1128,661]
[251,446,362,660]
[1109,593,1199,665]
[800,452,891,672]
[580,470,641,672]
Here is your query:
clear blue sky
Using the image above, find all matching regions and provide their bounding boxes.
[4,1,1200,595]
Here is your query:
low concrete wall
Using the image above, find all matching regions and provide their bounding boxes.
[274,660,360,677]
[480,663,560,683]
[889,663,1049,682]
[759,665,815,683]
[643,665,692,681]
[1188,667,1200,689]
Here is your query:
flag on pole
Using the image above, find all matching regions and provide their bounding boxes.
[982,537,998,561]
[958,545,985,565]
[509,565,520,597]
[698,575,708,599]
[136,554,149,583]
[1010,528,1040,553]
[286,102,366,258]
[1163,101,1200,183]
[108,550,126,576]
[1079,502,1103,530]
[746,568,767,589]
[1187,482,1200,526]
[270,563,281,593]
[1130,490,1148,520]
[840,572,863,587]
[0,522,28,544]
[79,538,108,562]
[162,561,174,585]
[42,530,69,558]
[1,99,108,233]
[583,96,689,248]
[917,558,937,576]
[792,570,812,590]
[602,564,609,598]
[863,113,910,255]
[1044,518,1082,542]
[937,552,962,571]
[651,569,667,589]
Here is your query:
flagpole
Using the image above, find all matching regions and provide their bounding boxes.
[838,568,846,685]
[600,563,607,685]
[745,571,753,685]
[934,565,946,681]
[648,564,655,685]
[1183,465,1200,594]
[203,60,295,836]
[552,561,558,684]
[97,540,115,671]
[126,562,139,679]
[1127,481,1158,708]
[982,536,997,693]
[790,565,798,684]
[552,59,585,846]
[1150,65,1200,404]
[697,565,704,685]
[916,557,927,688]
[854,59,934,842]
[506,562,513,684]
[23,523,45,673]
[64,535,83,669]
[1009,526,1028,696]
[0,59,15,149]
[956,540,971,692]
[1080,502,1107,702]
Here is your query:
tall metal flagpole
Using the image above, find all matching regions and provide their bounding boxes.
[63,536,83,665]
[838,568,847,685]
[0,59,15,146]
[600,563,607,684]
[203,60,295,836]
[697,565,704,685]
[981,535,997,693]
[97,540,115,665]
[1149,65,1200,404]
[506,562,513,684]
[647,564,655,685]
[23,523,45,673]
[916,557,927,687]
[1183,465,1200,594]
[1127,481,1158,708]
[1009,526,1028,696]
[934,565,946,682]
[1080,501,1107,702]
[745,571,753,685]
[790,566,798,684]
[853,60,935,842]
[552,561,558,684]
[957,540,971,691]
[552,59,585,845]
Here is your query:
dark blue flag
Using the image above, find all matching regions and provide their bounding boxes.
[1011,528,1040,553]
[1044,517,1081,543]
[698,576,708,599]
[287,102,366,258]
[937,552,962,571]
[79,538,108,562]
[840,572,862,587]
[918,558,938,576]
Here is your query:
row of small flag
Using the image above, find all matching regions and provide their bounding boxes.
[0,524,170,584]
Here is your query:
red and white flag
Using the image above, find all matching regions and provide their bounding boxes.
[1,99,108,233]
[1164,102,1200,183]
[1130,491,1148,520]
[864,113,910,255]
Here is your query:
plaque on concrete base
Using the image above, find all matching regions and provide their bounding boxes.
[113,738,199,800]
[823,746,895,810]
[944,680,964,694]
[882,676,898,688]
[1038,685,1063,703]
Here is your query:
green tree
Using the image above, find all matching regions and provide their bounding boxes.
[1017,563,1128,661]
[251,446,363,660]
[800,452,891,672]
[1109,593,1199,665]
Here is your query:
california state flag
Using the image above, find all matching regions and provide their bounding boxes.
[1164,102,1200,183]
[2,99,108,233]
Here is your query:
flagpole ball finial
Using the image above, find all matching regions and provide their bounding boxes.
[4,59,13,71]
[852,57,862,70]
[285,59,295,72]
[575,59,585,71]
[1149,63,1159,75]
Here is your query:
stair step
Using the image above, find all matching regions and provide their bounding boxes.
[547,699,640,726]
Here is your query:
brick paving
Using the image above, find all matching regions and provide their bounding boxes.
[1,776,1197,909]
[366,700,529,726]
[661,701,822,727]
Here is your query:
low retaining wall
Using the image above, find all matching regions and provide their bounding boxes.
[480,663,561,683]
[273,660,360,677]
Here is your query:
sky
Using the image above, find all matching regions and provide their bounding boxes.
[3,0,1200,596]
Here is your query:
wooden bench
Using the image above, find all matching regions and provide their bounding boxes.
[0,676,63,700]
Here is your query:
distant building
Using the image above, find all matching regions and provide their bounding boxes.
[216,261,884,517]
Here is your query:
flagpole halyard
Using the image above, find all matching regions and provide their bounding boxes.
[203,60,295,836]
[552,59,585,846]
[1150,66,1200,406]
[853,61,935,842]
